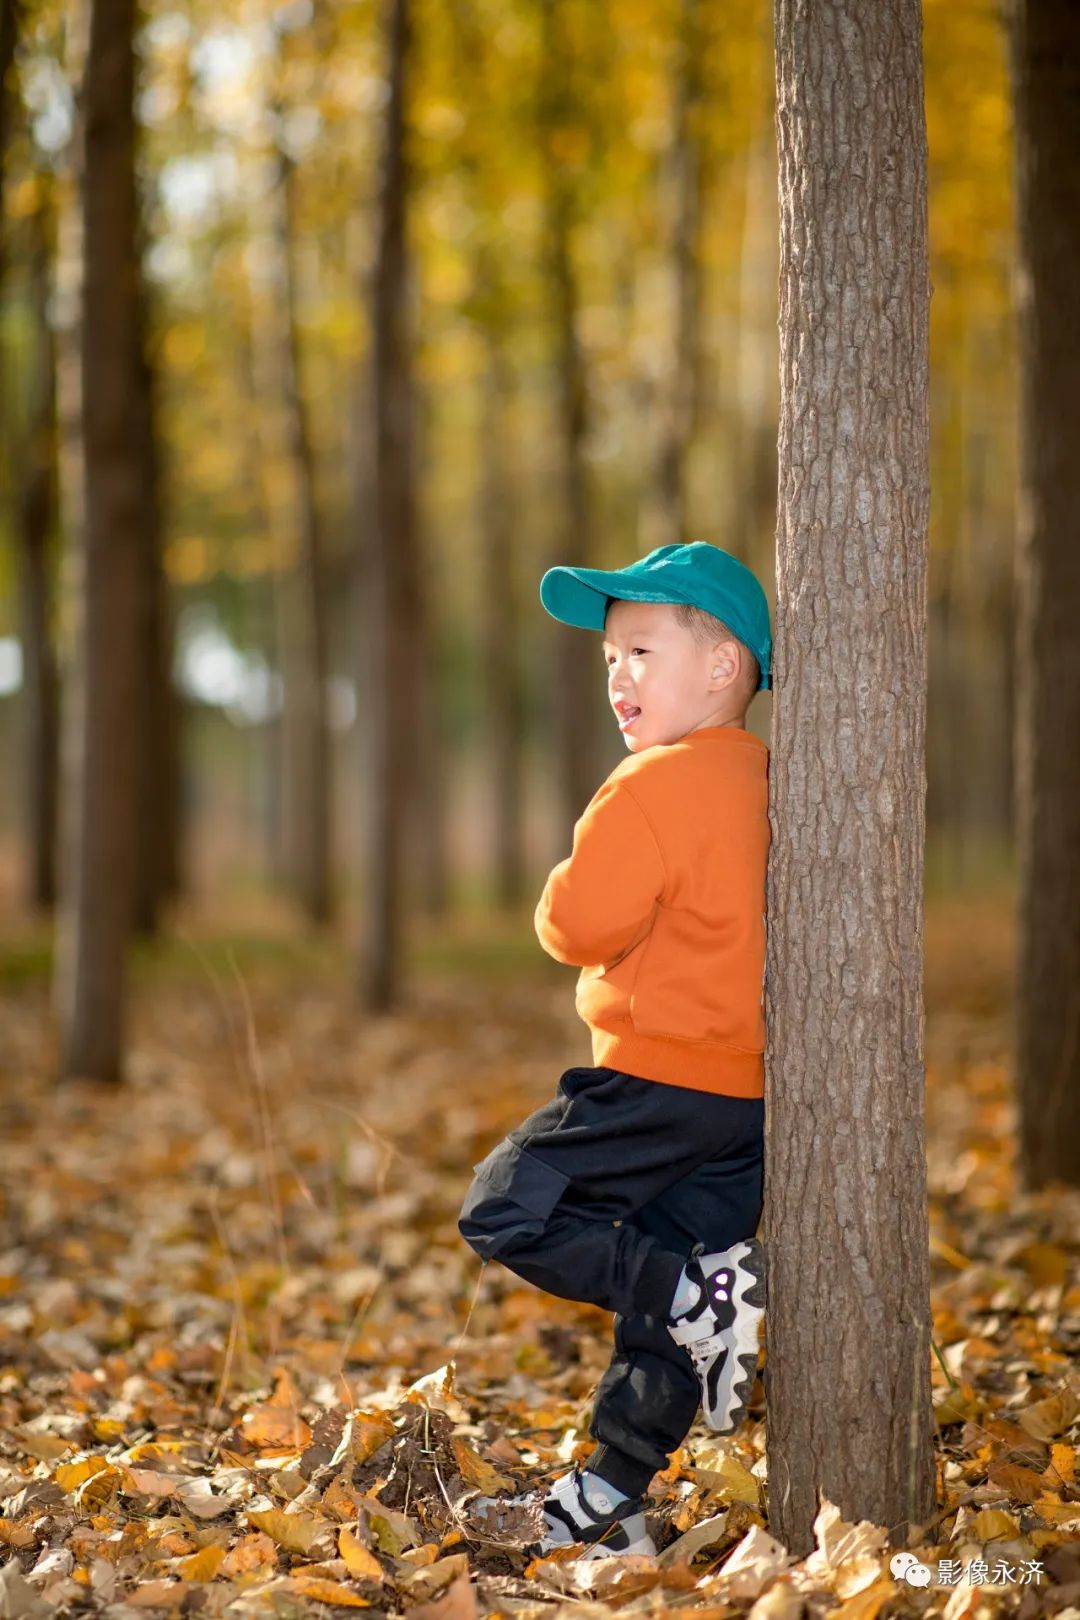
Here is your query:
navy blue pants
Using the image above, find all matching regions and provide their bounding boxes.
[457,1064,764,1497]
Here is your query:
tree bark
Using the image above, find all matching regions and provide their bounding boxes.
[55,0,142,1082]
[538,0,596,835]
[0,2,61,914]
[410,386,449,918]
[480,325,526,910]
[766,0,935,1553]
[1007,0,1080,1191]
[17,190,61,911]
[446,0,527,911]
[357,0,418,1008]
[132,266,181,933]
[644,0,702,553]
[277,138,333,927]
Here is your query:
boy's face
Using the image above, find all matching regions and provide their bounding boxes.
[603,599,741,751]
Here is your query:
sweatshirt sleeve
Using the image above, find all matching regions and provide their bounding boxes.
[534,780,666,967]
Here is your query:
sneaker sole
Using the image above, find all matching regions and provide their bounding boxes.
[703,1238,766,1432]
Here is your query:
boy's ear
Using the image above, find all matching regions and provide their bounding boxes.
[708,639,739,683]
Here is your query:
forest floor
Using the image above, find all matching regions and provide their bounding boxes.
[0,890,1078,1620]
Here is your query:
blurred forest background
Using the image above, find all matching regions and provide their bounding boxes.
[0,0,1013,969]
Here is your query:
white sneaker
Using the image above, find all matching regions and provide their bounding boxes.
[472,1464,657,1559]
[666,1238,766,1433]
[538,1465,657,1558]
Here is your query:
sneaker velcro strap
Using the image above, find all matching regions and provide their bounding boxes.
[667,1312,717,1348]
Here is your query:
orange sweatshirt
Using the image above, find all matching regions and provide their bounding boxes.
[534,725,770,1098]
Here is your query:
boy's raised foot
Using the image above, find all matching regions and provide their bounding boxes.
[472,1463,657,1559]
[666,1236,766,1433]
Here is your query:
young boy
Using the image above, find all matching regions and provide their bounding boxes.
[458,541,771,1560]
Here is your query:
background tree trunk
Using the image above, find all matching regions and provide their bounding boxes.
[1008,0,1080,1191]
[17,190,61,912]
[358,0,417,1007]
[55,0,142,1082]
[0,2,61,914]
[765,0,935,1554]
[410,386,450,919]
[278,139,333,927]
[480,324,526,910]
[643,0,702,554]
[539,0,596,834]
[447,0,527,911]
[132,271,181,933]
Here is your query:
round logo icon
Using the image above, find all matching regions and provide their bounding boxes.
[889,1552,931,1587]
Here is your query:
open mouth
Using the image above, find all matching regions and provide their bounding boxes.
[617,706,642,729]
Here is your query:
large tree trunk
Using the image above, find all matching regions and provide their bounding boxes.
[766,0,935,1554]
[277,141,332,927]
[539,0,596,834]
[1008,0,1080,1191]
[357,0,418,1008]
[17,190,61,911]
[55,0,142,1082]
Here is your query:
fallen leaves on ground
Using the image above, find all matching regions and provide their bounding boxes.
[0,905,1077,1617]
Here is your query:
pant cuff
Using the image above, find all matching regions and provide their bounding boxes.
[583,1443,657,1500]
[636,1239,686,1320]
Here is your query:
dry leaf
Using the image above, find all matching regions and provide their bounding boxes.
[1046,1442,1077,1485]
[247,1507,321,1555]
[242,1367,313,1450]
[13,1432,71,1462]
[54,1457,110,1493]
[1017,1389,1079,1442]
[345,1412,397,1466]
[747,1579,805,1620]
[340,1526,385,1581]
[934,1383,982,1426]
[712,1524,795,1600]
[657,1511,731,1568]
[396,1553,469,1601]
[173,1543,225,1581]
[986,1460,1046,1502]
[222,1532,279,1575]
[320,1480,362,1524]
[288,1575,372,1606]
[0,1520,35,1550]
[1016,1243,1069,1289]
[359,1498,421,1555]
[803,1498,888,1597]
[449,1437,516,1495]
[404,1365,470,1423]
[174,1477,234,1518]
[964,1508,1019,1541]
[0,1559,53,1619]
[406,1570,477,1620]
[126,1579,187,1610]
[121,1467,181,1498]
[827,1573,896,1620]
[693,1451,762,1509]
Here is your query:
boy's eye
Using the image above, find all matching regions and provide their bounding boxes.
[605,649,647,664]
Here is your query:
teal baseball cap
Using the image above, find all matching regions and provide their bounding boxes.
[539,542,772,691]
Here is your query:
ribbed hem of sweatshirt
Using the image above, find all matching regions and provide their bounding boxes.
[590,1024,764,1098]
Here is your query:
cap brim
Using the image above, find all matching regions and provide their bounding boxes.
[541,563,773,693]
[539,565,694,631]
